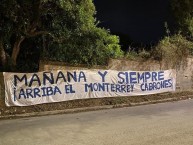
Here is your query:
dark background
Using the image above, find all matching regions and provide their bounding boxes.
[94,0,175,51]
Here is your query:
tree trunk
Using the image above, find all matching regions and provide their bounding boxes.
[0,38,6,67]
[11,37,25,66]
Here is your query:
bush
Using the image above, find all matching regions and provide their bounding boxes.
[125,47,151,60]
[154,34,193,67]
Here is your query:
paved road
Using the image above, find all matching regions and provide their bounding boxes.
[1,100,193,145]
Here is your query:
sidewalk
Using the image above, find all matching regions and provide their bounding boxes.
[0,92,193,120]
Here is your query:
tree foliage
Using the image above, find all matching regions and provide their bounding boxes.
[0,0,123,71]
[170,0,193,38]
[43,0,123,65]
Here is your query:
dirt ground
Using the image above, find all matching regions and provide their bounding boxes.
[0,91,193,117]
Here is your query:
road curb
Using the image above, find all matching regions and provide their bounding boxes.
[0,95,192,120]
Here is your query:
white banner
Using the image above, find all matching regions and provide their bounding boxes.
[3,69,176,106]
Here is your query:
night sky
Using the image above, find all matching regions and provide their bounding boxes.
[94,0,174,50]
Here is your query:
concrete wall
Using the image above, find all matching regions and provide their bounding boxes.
[40,58,193,91]
[108,59,161,71]
[39,60,107,71]
[1,58,193,99]
[175,58,193,90]
[108,58,193,91]
[0,73,4,99]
